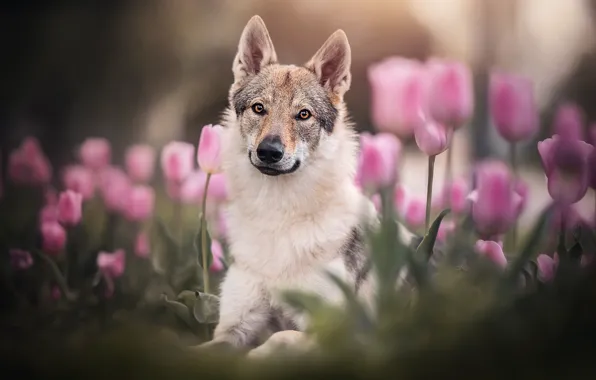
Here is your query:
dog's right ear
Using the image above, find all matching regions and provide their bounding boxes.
[232,15,278,83]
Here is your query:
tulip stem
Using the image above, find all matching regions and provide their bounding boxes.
[508,142,518,250]
[425,155,436,233]
[201,173,212,294]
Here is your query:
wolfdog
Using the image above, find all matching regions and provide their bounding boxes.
[202,15,416,356]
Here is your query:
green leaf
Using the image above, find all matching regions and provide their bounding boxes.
[416,209,451,261]
[282,290,326,316]
[504,204,554,286]
[192,291,220,324]
[160,293,194,328]
[194,218,213,270]
[325,271,373,332]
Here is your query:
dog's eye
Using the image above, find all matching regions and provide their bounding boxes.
[297,109,311,120]
[252,103,265,114]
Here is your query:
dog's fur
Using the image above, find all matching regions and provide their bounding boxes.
[205,15,414,352]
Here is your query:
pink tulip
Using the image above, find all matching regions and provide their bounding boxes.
[161,141,194,182]
[414,118,452,156]
[475,240,508,268]
[489,72,538,142]
[538,134,593,205]
[123,185,155,222]
[357,132,401,192]
[210,240,225,272]
[57,190,83,226]
[197,124,224,174]
[367,57,427,137]
[98,166,131,213]
[40,204,59,225]
[536,253,559,282]
[553,103,583,140]
[437,220,456,243]
[79,138,111,171]
[135,232,150,258]
[439,177,470,214]
[62,165,95,200]
[8,137,52,186]
[394,185,426,228]
[41,221,66,254]
[469,160,522,237]
[178,171,206,204]
[97,249,126,278]
[426,58,473,128]
[10,249,33,270]
[125,144,156,183]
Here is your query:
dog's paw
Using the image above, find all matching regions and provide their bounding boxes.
[247,331,315,359]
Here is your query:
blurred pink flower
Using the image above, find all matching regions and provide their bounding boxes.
[475,240,508,268]
[414,118,452,156]
[161,141,194,182]
[553,103,583,140]
[45,188,58,205]
[537,253,559,282]
[356,132,401,192]
[40,204,59,225]
[178,171,206,204]
[197,124,224,174]
[79,138,111,171]
[123,185,155,222]
[62,165,95,200]
[426,58,473,128]
[98,166,131,213]
[367,57,426,137]
[210,240,225,272]
[469,160,522,237]
[538,134,593,205]
[10,249,33,270]
[437,177,470,214]
[57,190,83,226]
[97,249,126,278]
[135,232,150,258]
[8,137,52,186]
[489,72,538,142]
[125,144,156,183]
[395,185,426,229]
[437,220,456,243]
[41,221,66,254]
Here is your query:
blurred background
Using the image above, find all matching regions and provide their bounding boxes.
[2,0,596,220]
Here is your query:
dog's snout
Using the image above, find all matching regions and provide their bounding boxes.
[256,135,284,164]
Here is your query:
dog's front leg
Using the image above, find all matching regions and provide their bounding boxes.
[202,267,270,350]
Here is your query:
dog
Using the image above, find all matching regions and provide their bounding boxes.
[201,15,417,356]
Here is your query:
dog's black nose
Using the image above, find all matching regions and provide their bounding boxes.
[256,135,284,164]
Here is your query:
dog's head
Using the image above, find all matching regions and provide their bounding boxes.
[227,15,352,177]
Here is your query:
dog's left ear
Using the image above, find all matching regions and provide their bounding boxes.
[305,30,352,97]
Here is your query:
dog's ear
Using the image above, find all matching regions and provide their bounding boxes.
[233,15,278,83]
[305,30,352,97]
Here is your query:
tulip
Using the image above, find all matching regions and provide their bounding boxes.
[197,124,224,174]
[40,204,59,225]
[414,118,452,157]
[135,232,150,258]
[178,171,206,204]
[62,165,95,200]
[161,141,194,183]
[125,144,156,183]
[438,177,470,214]
[538,134,593,205]
[395,185,426,229]
[368,57,427,137]
[210,240,225,272]
[10,249,33,270]
[536,253,559,282]
[489,72,538,142]
[123,185,155,222]
[356,132,401,193]
[98,166,131,213]
[41,221,67,254]
[553,103,583,140]
[8,137,52,186]
[426,58,473,129]
[97,249,126,278]
[469,160,522,237]
[79,138,111,171]
[57,190,83,226]
[474,240,508,268]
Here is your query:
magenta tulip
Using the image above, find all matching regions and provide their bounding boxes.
[125,144,156,183]
[197,124,224,174]
[414,118,452,156]
[62,165,95,200]
[489,72,538,142]
[123,185,155,222]
[135,232,150,258]
[426,58,473,128]
[39,204,59,225]
[79,138,111,171]
[368,57,427,137]
[97,249,126,278]
[475,240,508,268]
[57,190,83,226]
[536,253,558,282]
[41,221,66,254]
[161,141,195,182]
[98,167,131,213]
[357,132,401,192]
